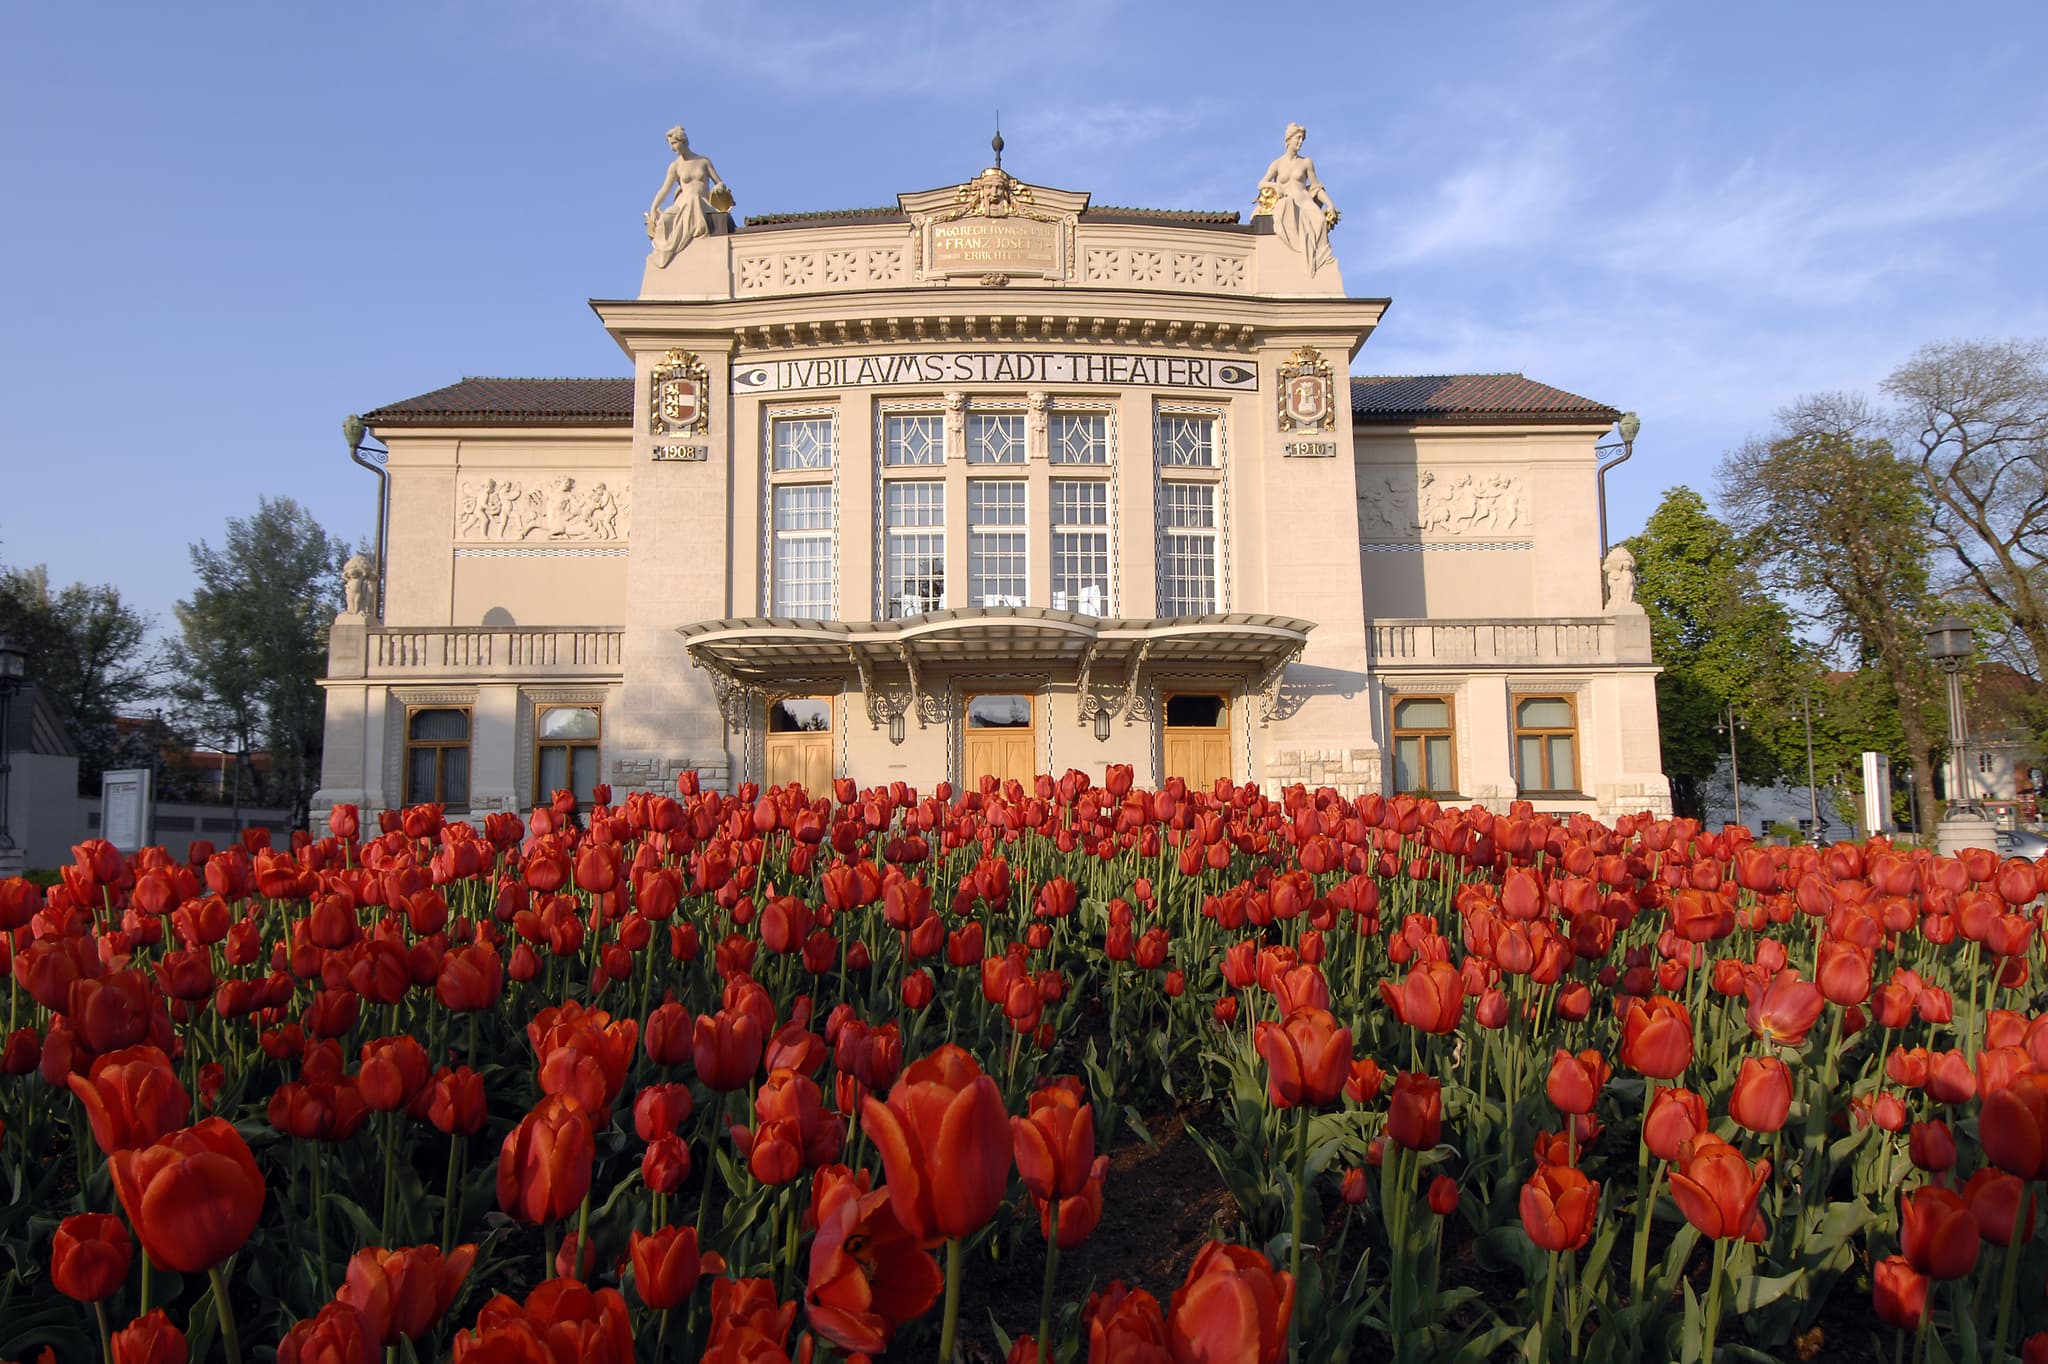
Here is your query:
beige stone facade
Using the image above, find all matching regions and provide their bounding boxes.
[315,151,1669,819]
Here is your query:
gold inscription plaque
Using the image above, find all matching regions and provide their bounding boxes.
[928,218,1061,276]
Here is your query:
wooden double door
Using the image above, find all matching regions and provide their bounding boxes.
[764,696,833,794]
[1163,692,1233,793]
[964,692,1036,788]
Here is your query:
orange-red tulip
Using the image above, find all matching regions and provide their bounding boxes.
[1963,1168,2036,1248]
[111,1309,188,1364]
[860,1043,1012,1242]
[1728,1056,1794,1134]
[1011,1076,1097,1202]
[1981,1071,2048,1180]
[1900,1185,1979,1279]
[629,1225,724,1311]
[67,1045,187,1154]
[51,1211,132,1302]
[1520,1164,1600,1252]
[108,1117,267,1274]
[1618,995,1694,1078]
[1378,960,1465,1035]
[1872,1255,1928,1330]
[1385,1073,1442,1151]
[1543,1049,1610,1116]
[1666,1135,1768,1242]
[337,1243,477,1345]
[496,1095,596,1225]
[1254,1007,1352,1110]
[804,1169,944,1354]
[1166,1240,1295,1364]
[1744,969,1825,1046]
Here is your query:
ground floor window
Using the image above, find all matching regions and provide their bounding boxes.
[1514,695,1579,795]
[1391,695,1456,795]
[405,707,471,808]
[535,705,601,807]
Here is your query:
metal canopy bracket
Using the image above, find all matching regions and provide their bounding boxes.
[1118,641,1153,727]
[1255,642,1305,726]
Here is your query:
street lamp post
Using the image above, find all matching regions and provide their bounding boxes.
[1925,614,1994,854]
[1716,706,1743,827]
[1801,690,1823,843]
[0,635,26,876]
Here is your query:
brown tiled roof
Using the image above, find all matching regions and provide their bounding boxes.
[362,374,1615,430]
[363,378,633,427]
[1351,374,1617,425]
[743,207,907,228]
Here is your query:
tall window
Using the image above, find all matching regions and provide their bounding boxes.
[1514,696,1579,795]
[1157,482,1218,615]
[772,416,836,471]
[1391,696,1456,795]
[883,413,943,467]
[883,481,946,617]
[968,480,1027,605]
[1156,413,1218,468]
[1050,413,1111,465]
[967,413,1026,465]
[535,705,600,806]
[771,484,834,618]
[1051,479,1110,615]
[405,708,470,808]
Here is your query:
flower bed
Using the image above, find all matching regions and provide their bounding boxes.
[1,769,2045,1363]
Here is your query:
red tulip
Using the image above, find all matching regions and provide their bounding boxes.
[1012,1076,1097,1202]
[1728,1056,1794,1134]
[1618,995,1694,1078]
[1086,1280,1171,1361]
[1666,1135,1768,1242]
[426,1067,487,1135]
[454,1278,635,1364]
[1428,1174,1459,1216]
[435,943,504,1012]
[339,1243,478,1344]
[1643,1085,1707,1163]
[1900,1185,1979,1279]
[1166,1241,1295,1364]
[1254,1007,1352,1110]
[1520,1164,1599,1252]
[1385,1073,1442,1151]
[496,1095,596,1225]
[1981,1071,2048,1179]
[1378,961,1465,1034]
[1543,1049,1610,1116]
[112,1309,188,1364]
[804,1169,944,1353]
[108,1117,267,1274]
[1872,1255,1928,1330]
[629,1225,724,1311]
[51,1211,132,1302]
[692,1008,764,1092]
[358,1034,431,1112]
[1962,1168,2036,1248]
[1744,969,1825,1046]
[1908,1120,1957,1173]
[67,1045,187,1154]
[860,1043,1011,1241]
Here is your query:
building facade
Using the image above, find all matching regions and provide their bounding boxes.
[314,130,1670,819]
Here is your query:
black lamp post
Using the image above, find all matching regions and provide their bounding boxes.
[1925,614,1977,817]
[0,635,26,871]
[1716,706,1744,826]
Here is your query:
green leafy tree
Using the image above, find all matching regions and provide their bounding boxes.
[164,498,348,825]
[0,564,154,793]
[1624,487,1812,820]
[1718,396,1946,827]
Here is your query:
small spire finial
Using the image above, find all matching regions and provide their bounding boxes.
[992,111,1003,170]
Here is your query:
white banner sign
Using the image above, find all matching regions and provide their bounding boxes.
[100,768,153,852]
[732,351,1258,395]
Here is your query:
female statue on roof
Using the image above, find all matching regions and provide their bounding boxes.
[1257,122,1340,276]
[645,125,733,266]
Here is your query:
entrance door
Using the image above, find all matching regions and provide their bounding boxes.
[1164,693,1233,793]
[964,692,1036,787]
[764,697,833,794]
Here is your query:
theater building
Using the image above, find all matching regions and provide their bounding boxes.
[314,129,1669,819]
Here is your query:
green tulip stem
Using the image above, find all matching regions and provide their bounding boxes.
[441,1128,465,1256]
[1700,1236,1729,1364]
[1037,1196,1061,1364]
[938,1236,965,1364]
[1289,1104,1310,1363]
[208,1264,244,1364]
[94,1300,113,1364]
[310,1150,332,1299]
[1535,1248,1558,1364]
[1990,1184,2032,1364]
[1629,1086,1654,1304]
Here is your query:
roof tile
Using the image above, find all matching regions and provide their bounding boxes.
[1350,374,1615,425]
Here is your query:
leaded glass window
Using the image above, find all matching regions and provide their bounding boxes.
[883,413,943,467]
[772,416,837,471]
[1156,482,1217,616]
[1156,413,1218,468]
[1050,479,1110,616]
[772,484,834,618]
[884,481,946,617]
[1050,414,1111,465]
[968,480,1027,605]
[967,413,1026,465]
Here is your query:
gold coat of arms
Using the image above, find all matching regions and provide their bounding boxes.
[649,348,710,437]
[1276,345,1336,433]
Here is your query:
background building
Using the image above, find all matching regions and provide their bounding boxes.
[315,136,1669,818]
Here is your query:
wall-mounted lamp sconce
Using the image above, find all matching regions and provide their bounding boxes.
[1094,710,1112,742]
[889,711,906,745]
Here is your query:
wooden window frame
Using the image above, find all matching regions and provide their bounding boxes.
[1390,693,1458,797]
[1512,693,1582,797]
[533,704,602,808]
[404,705,472,809]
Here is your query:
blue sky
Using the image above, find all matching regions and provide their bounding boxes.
[4,1,2045,642]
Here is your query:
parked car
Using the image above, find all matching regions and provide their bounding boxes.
[1996,828,2048,859]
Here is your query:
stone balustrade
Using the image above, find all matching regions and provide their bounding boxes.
[1367,616,1650,669]
[325,621,627,681]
